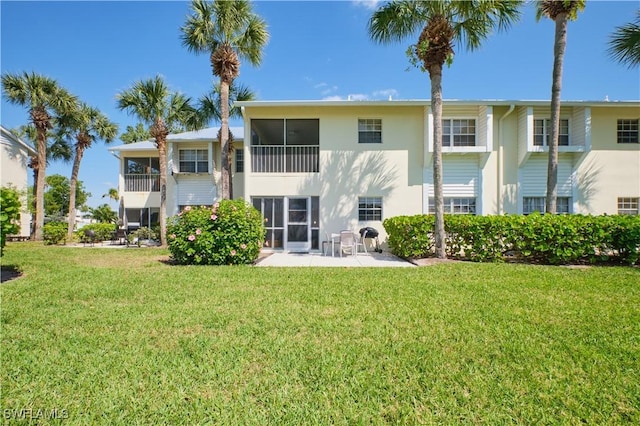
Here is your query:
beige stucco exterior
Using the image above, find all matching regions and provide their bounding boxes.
[0,126,36,237]
[110,100,639,251]
[242,104,425,245]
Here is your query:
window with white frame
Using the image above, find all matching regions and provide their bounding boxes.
[179,149,208,173]
[428,197,476,214]
[523,197,571,214]
[358,119,382,144]
[617,119,639,144]
[534,119,569,146]
[235,148,244,173]
[358,197,382,221]
[617,197,639,215]
[442,119,476,147]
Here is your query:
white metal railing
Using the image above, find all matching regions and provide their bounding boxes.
[124,174,160,192]
[251,146,319,173]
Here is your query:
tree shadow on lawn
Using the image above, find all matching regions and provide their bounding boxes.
[1,264,23,283]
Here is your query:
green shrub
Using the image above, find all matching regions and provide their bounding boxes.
[0,186,22,255]
[127,227,158,245]
[167,200,265,265]
[75,223,116,242]
[384,213,640,265]
[43,222,68,245]
[382,214,434,259]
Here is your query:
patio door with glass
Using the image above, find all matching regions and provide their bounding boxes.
[253,196,320,252]
[287,198,310,252]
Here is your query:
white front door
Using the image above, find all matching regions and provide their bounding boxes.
[286,197,310,252]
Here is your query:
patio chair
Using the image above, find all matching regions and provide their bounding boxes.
[83,229,97,247]
[111,228,128,246]
[339,230,356,257]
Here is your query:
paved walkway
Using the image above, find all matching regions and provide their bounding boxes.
[256,251,415,267]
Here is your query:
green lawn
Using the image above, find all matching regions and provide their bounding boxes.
[1,243,639,425]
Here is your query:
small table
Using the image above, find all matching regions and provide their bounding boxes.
[330,233,340,257]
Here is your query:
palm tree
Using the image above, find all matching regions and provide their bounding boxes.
[120,123,151,144]
[181,0,269,200]
[198,82,256,198]
[116,76,200,247]
[14,125,73,235]
[2,72,76,240]
[536,0,586,214]
[57,103,118,241]
[102,188,119,203]
[608,10,640,69]
[369,0,522,258]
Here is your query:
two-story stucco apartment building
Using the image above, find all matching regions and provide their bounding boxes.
[109,99,640,252]
[1,125,36,238]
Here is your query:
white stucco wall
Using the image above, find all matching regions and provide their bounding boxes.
[1,128,35,237]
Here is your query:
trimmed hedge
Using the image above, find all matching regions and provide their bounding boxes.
[75,223,118,242]
[383,213,640,265]
[43,222,69,245]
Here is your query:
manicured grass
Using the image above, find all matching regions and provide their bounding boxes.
[1,243,639,424]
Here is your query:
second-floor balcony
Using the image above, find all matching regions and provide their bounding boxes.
[125,173,160,192]
[251,146,319,173]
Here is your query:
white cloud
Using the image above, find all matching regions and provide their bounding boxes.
[373,89,399,99]
[352,0,381,10]
[349,93,369,101]
[322,95,345,101]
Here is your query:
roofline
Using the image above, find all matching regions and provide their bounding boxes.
[235,99,640,108]
[0,125,37,155]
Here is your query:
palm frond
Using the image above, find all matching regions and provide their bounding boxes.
[608,10,640,69]
[368,0,426,44]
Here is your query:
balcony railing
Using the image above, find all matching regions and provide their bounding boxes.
[251,146,319,173]
[124,174,160,192]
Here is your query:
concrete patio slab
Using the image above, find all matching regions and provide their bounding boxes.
[255,251,414,267]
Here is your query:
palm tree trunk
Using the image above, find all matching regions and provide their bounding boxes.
[429,65,446,259]
[33,128,47,241]
[158,137,168,247]
[30,161,38,238]
[67,144,84,242]
[220,78,231,200]
[546,13,568,215]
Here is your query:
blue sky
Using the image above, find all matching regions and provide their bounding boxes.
[2,0,639,209]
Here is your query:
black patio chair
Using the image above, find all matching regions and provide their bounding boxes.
[83,229,97,247]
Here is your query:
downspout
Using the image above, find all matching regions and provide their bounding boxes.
[498,104,515,214]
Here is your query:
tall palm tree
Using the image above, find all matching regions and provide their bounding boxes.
[2,72,76,240]
[536,0,586,214]
[369,0,522,258]
[608,10,640,69]
[181,0,269,200]
[116,76,200,247]
[57,103,118,241]
[14,125,73,235]
[198,82,256,198]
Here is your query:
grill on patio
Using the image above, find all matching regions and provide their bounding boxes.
[359,227,382,253]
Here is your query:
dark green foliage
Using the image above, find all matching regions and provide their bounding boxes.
[167,200,265,265]
[42,222,68,245]
[0,187,21,255]
[88,204,118,224]
[384,213,640,265]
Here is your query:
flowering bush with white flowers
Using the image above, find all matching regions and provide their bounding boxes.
[167,200,265,265]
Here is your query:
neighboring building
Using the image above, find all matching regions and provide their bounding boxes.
[109,99,640,252]
[108,127,245,230]
[0,125,36,238]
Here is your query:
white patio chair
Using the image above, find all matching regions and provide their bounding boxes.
[339,230,356,257]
